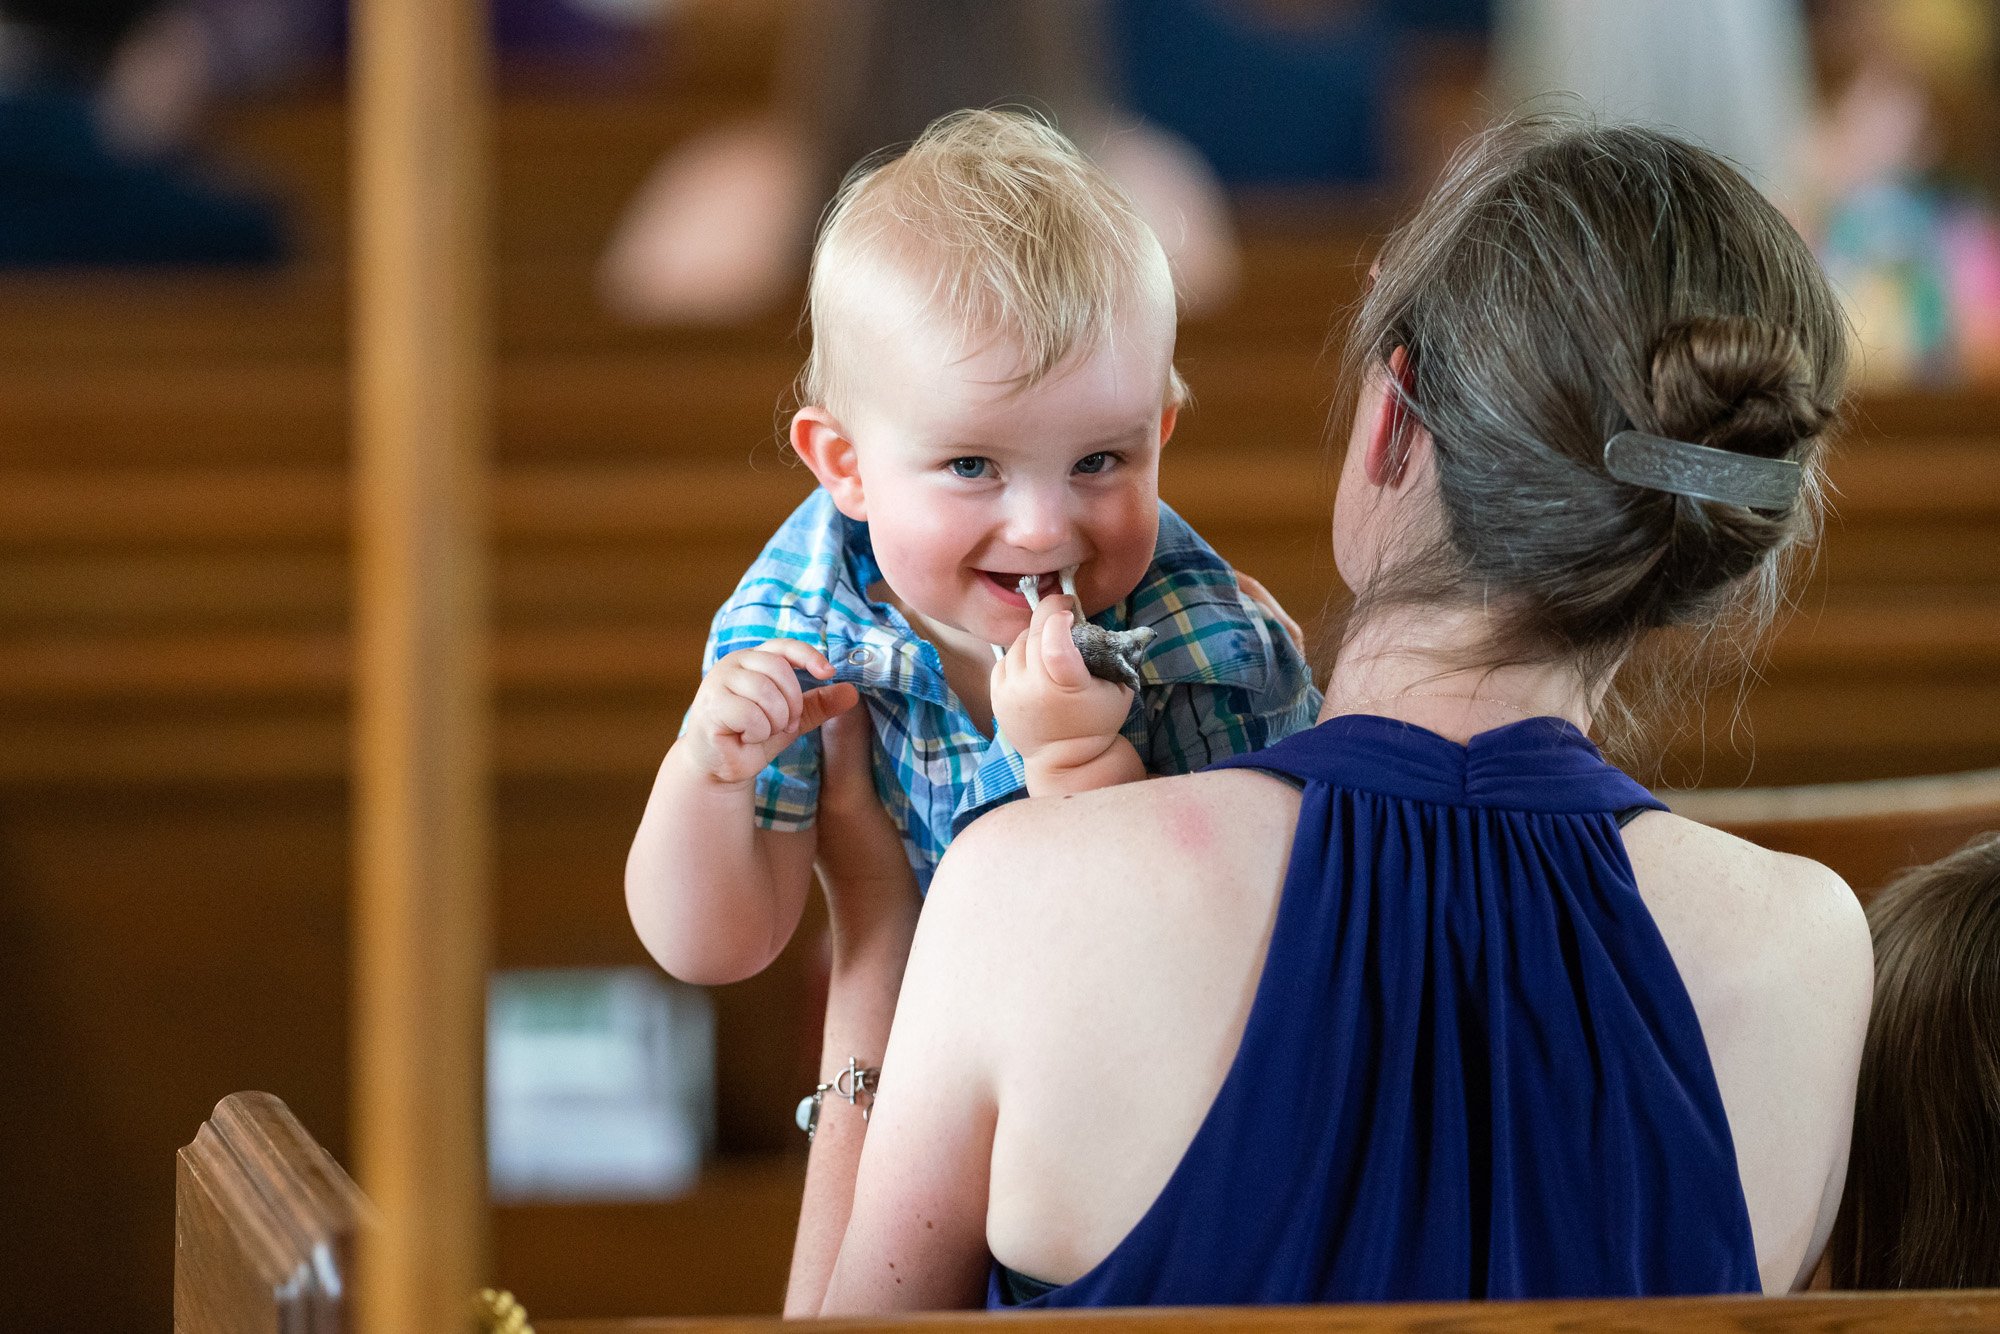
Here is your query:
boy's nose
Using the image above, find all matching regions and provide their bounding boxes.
[1003,491,1070,553]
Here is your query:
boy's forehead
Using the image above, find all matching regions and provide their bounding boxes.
[837,239,1175,363]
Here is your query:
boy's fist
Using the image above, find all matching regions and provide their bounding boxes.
[682,639,859,786]
[991,592,1133,774]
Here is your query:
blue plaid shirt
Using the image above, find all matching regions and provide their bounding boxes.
[699,488,1321,890]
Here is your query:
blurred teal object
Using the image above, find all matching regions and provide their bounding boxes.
[487,967,716,1201]
[1820,179,2000,387]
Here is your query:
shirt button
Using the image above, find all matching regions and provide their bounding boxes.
[846,646,875,667]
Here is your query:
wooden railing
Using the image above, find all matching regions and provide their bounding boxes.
[179,1093,2000,1333]
[546,1296,2000,1332]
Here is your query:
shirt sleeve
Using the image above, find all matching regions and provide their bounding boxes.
[690,606,829,833]
[1234,585,1324,731]
[753,732,821,832]
[1134,594,1322,774]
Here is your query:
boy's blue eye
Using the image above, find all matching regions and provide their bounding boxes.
[1074,452,1114,475]
[948,457,989,479]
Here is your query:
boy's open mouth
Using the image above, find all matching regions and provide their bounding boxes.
[978,566,1078,604]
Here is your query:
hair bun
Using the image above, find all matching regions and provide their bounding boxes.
[1649,315,1830,459]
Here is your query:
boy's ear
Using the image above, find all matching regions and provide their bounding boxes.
[1158,402,1179,448]
[790,407,867,520]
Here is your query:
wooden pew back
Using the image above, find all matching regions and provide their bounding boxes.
[177,1090,2000,1332]
[176,1091,369,1334]
[542,1293,2000,1332]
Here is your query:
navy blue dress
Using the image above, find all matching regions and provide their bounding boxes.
[989,714,1758,1307]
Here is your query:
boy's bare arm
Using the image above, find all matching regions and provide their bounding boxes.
[1023,733,1146,795]
[626,753,819,985]
[625,637,857,986]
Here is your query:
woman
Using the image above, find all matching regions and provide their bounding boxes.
[793,115,1873,1311]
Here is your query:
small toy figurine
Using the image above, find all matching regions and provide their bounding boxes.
[1018,570,1157,691]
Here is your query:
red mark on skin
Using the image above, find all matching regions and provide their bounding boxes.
[1163,794,1216,857]
[926,1220,934,1229]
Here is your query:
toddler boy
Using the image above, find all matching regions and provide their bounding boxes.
[627,109,1318,985]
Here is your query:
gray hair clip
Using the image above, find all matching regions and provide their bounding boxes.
[1602,430,1803,511]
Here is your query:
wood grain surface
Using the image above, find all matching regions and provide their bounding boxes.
[538,1290,2000,1332]
[174,1091,367,1333]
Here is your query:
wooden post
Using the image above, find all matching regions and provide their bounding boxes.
[350,0,492,1330]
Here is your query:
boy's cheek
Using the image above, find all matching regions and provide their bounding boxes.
[1083,499,1160,614]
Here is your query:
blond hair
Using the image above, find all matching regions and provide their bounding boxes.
[801,108,1182,416]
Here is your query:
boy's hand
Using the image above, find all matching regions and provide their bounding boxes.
[991,591,1133,775]
[682,639,859,786]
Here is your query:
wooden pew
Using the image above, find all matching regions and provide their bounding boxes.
[178,1093,2000,1332]
[1665,767,2000,901]
[548,1295,2000,1332]
[175,1091,369,1333]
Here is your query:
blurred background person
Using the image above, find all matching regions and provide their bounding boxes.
[1113,0,1490,197]
[1489,0,1816,208]
[598,0,1242,324]
[1807,0,2000,389]
[0,0,286,265]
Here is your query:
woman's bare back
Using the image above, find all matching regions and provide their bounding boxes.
[959,766,1870,1295]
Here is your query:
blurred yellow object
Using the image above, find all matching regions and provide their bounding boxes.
[1888,0,1993,84]
[476,1287,535,1333]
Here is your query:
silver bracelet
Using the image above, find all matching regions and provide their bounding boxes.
[795,1056,879,1141]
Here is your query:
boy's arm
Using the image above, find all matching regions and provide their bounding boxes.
[626,748,820,985]
[1023,734,1145,794]
[625,638,857,986]
[785,706,921,1314]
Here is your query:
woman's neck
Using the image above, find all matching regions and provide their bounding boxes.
[1320,603,1600,742]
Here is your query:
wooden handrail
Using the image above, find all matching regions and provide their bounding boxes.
[537,1292,2000,1332]
[176,1091,2000,1331]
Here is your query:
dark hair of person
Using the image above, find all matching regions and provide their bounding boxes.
[1829,832,2000,1289]
[1336,114,1851,751]
[0,0,166,83]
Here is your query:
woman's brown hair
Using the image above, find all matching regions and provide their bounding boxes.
[1830,832,2000,1289]
[1337,115,1851,751]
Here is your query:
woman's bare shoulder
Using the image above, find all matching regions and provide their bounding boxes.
[1621,811,1872,1028]
[1622,813,1873,1290]
[924,769,1302,942]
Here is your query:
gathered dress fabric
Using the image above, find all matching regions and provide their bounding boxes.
[989,714,1759,1307]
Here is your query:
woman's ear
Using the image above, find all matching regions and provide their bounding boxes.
[790,407,867,520]
[1363,347,1425,489]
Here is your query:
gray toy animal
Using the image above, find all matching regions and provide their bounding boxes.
[1017,575,1156,692]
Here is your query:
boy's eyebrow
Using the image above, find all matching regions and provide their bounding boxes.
[933,424,1156,455]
